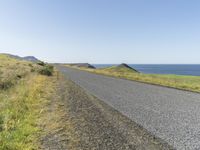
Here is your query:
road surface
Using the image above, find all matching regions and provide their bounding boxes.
[58,66,200,150]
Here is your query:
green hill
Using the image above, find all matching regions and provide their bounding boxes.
[100,63,138,73]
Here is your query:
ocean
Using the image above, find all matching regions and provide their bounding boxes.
[93,64,200,76]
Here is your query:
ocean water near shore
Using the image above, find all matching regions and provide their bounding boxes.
[93,64,200,76]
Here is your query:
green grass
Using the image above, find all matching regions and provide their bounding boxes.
[68,65,200,93]
[0,75,54,150]
[0,54,56,149]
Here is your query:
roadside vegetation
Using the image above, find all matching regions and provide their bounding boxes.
[0,54,55,149]
[37,61,54,76]
[67,64,200,93]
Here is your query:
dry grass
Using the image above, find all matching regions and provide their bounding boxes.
[39,74,79,150]
[0,54,41,89]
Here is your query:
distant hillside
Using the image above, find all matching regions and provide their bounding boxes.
[23,56,39,62]
[99,63,139,73]
[116,63,139,72]
[2,53,40,62]
[68,63,96,69]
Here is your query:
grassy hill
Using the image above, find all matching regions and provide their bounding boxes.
[0,54,55,149]
[97,64,138,74]
[0,54,41,89]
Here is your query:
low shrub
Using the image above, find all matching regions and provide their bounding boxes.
[39,65,54,76]
[0,81,13,90]
[37,61,45,66]
[28,63,33,67]
[31,68,35,72]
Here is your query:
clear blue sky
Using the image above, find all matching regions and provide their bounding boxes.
[0,0,200,64]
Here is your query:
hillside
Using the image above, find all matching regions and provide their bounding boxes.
[23,56,39,62]
[0,54,41,89]
[0,54,55,149]
[1,53,40,62]
[99,63,138,73]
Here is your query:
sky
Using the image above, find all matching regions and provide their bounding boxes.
[0,0,200,64]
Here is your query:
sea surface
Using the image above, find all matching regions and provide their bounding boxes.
[93,64,200,76]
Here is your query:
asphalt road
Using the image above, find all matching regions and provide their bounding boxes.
[58,66,200,150]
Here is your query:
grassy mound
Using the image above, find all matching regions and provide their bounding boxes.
[0,54,54,89]
[0,54,38,89]
[100,64,138,74]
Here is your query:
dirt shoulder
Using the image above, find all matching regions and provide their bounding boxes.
[39,73,173,150]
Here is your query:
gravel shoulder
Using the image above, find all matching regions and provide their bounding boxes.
[40,73,173,149]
